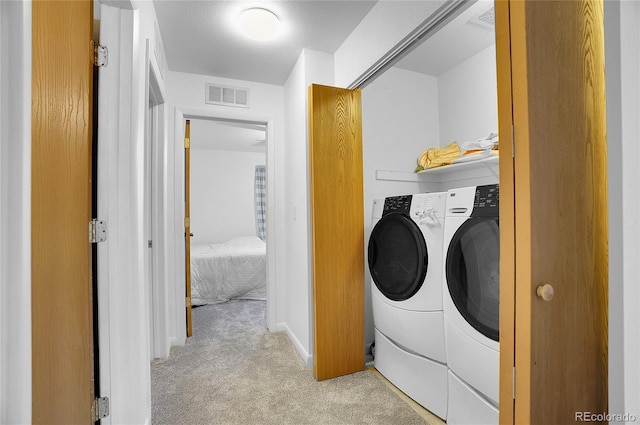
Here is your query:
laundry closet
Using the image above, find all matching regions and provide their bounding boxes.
[361,1,500,423]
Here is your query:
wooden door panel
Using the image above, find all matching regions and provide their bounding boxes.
[32,0,95,422]
[525,1,608,421]
[308,84,365,380]
[496,1,609,422]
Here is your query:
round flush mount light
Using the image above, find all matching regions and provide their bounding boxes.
[238,7,281,41]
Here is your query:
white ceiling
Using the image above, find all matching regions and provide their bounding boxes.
[158,0,496,149]
[153,0,377,85]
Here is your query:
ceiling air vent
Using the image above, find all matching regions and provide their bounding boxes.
[205,83,250,108]
[468,5,495,30]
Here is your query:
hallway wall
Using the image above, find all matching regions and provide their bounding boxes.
[166,70,286,344]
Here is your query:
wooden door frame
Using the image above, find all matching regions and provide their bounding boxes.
[172,107,278,341]
[495,1,516,421]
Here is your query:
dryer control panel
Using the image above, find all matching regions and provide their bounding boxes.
[382,195,412,216]
[472,184,499,217]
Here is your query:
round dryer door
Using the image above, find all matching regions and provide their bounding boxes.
[446,217,500,341]
[368,213,428,301]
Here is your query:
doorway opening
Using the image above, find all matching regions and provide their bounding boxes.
[182,115,275,339]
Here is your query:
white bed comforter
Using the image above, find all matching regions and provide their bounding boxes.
[190,236,266,305]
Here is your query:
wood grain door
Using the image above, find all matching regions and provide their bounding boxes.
[495,0,608,423]
[185,120,193,337]
[32,0,96,422]
[308,84,365,380]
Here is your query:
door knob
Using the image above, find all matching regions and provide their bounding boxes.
[536,284,555,301]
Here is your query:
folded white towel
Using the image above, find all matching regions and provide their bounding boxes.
[459,132,498,151]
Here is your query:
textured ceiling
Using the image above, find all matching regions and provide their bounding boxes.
[154,0,377,85]
[154,0,495,85]
[160,0,497,149]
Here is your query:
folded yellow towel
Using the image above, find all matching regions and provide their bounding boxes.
[415,142,461,172]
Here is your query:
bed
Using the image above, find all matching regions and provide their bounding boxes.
[190,236,266,306]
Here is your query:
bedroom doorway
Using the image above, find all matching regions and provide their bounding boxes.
[185,116,271,337]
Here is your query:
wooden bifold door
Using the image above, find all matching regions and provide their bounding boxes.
[495,1,608,423]
[32,0,96,422]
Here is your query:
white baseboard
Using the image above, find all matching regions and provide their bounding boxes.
[276,322,312,366]
[169,336,185,347]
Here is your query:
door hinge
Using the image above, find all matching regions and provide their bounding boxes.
[184,217,190,228]
[511,124,515,158]
[512,366,516,400]
[184,137,190,149]
[185,296,191,307]
[89,219,107,243]
[92,41,108,67]
[92,396,110,422]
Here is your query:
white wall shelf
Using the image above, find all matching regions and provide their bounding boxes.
[376,155,499,183]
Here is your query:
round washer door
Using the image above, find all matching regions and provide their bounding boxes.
[446,217,500,341]
[368,213,428,301]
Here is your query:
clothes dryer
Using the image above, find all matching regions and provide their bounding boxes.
[443,184,500,424]
[368,192,448,419]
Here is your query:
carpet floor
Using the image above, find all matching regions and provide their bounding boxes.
[151,300,438,425]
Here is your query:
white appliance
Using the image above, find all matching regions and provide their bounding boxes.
[368,193,448,420]
[443,185,500,424]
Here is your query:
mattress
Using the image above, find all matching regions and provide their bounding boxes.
[190,236,266,305]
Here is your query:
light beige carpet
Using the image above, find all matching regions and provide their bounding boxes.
[151,300,440,425]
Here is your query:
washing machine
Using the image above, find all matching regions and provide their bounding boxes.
[443,184,500,424]
[368,192,448,420]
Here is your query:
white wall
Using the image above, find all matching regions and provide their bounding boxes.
[605,1,640,421]
[363,67,440,180]
[282,48,334,364]
[437,44,498,146]
[166,70,286,345]
[191,149,265,244]
[0,2,31,423]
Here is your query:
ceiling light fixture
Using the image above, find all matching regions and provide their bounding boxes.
[238,7,281,41]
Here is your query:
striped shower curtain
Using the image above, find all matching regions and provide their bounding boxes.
[254,165,267,240]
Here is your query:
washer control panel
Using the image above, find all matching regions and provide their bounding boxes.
[382,195,412,216]
[411,193,446,219]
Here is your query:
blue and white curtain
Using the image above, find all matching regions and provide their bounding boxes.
[254,165,267,240]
